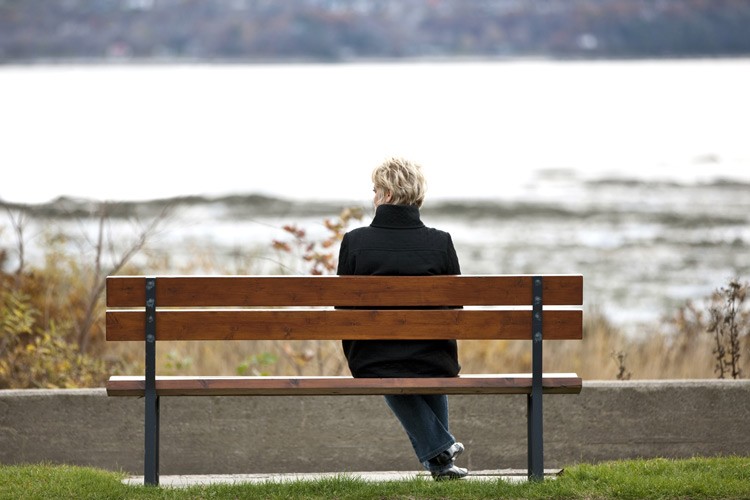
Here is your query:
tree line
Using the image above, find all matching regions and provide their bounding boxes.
[2,0,750,63]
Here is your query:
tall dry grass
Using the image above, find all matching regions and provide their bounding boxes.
[106,217,750,381]
[105,304,749,381]
[5,204,747,386]
[459,307,747,379]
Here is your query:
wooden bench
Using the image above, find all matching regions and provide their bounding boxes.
[106,274,583,485]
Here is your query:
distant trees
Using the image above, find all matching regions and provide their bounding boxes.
[2,0,750,62]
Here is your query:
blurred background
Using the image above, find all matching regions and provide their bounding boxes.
[1,0,749,386]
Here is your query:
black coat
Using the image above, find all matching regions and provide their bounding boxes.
[336,204,461,378]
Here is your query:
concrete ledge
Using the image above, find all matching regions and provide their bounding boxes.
[2,380,749,475]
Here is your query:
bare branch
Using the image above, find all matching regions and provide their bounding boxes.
[75,201,173,354]
[4,207,29,284]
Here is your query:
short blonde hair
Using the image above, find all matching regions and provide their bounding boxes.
[372,157,426,207]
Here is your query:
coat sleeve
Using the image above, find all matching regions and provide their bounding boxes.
[336,232,352,275]
[446,233,461,275]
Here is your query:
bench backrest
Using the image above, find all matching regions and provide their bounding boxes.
[106,275,583,342]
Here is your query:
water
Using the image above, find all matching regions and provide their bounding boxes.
[1,59,749,203]
[1,59,749,333]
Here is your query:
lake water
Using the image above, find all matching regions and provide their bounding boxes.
[2,59,750,203]
[1,59,749,333]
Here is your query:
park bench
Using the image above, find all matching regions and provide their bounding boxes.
[106,274,583,485]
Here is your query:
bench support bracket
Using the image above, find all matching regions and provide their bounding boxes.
[144,277,160,486]
[527,276,544,481]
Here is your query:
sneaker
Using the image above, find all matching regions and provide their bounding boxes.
[428,442,465,467]
[431,464,469,481]
[449,442,465,461]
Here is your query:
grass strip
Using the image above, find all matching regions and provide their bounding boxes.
[1,456,748,500]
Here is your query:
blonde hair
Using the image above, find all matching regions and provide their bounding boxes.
[371,157,426,207]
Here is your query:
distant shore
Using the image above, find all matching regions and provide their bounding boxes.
[3,54,750,68]
[3,173,750,219]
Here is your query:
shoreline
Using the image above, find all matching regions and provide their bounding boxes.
[3,54,750,68]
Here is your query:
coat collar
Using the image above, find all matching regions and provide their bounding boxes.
[370,204,425,229]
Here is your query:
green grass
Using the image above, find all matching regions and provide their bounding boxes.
[1,457,749,500]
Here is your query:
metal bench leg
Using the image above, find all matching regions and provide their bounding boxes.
[528,276,544,481]
[145,393,160,485]
[527,392,543,481]
[144,277,159,486]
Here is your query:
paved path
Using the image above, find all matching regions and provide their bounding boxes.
[123,469,561,487]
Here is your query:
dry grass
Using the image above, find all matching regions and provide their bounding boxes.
[105,222,749,381]
[106,306,749,381]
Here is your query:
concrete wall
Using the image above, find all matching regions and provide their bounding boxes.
[1,380,749,475]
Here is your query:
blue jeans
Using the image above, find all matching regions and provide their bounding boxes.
[384,394,456,470]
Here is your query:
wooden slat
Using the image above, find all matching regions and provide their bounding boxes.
[106,373,583,397]
[106,309,583,341]
[106,275,583,308]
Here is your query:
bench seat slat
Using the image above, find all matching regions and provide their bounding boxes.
[107,275,583,308]
[106,374,583,397]
[106,309,583,341]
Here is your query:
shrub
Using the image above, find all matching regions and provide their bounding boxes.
[707,279,749,379]
[0,202,169,388]
[0,284,107,388]
[272,206,364,275]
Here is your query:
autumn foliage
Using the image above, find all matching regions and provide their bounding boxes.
[272,206,364,275]
[1,203,749,387]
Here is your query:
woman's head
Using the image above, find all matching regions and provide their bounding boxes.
[371,157,426,207]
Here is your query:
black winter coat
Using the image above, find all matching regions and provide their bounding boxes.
[336,204,461,378]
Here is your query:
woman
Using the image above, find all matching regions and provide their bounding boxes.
[336,157,467,480]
